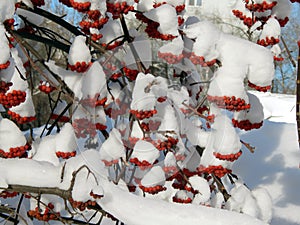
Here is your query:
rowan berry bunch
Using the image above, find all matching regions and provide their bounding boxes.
[139,184,166,194]
[0,90,26,108]
[232,118,263,131]
[207,95,251,111]
[39,81,56,94]
[198,165,233,178]
[248,81,271,92]
[7,110,36,124]
[27,203,60,222]
[68,61,91,73]
[55,151,76,159]
[213,151,243,162]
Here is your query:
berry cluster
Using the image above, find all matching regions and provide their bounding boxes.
[245,1,277,12]
[56,151,76,159]
[79,17,108,33]
[102,159,119,166]
[157,96,167,103]
[39,81,56,94]
[152,2,185,13]
[163,166,178,175]
[27,203,60,222]
[207,95,251,111]
[274,56,284,61]
[73,118,97,138]
[7,110,36,124]
[0,191,18,198]
[90,191,103,199]
[130,109,158,120]
[213,150,242,162]
[172,196,192,204]
[189,53,216,67]
[0,144,30,158]
[69,0,91,13]
[0,90,26,108]
[290,0,300,2]
[50,114,70,122]
[158,52,184,64]
[178,16,185,26]
[129,157,153,170]
[257,36,279,46]
[0,81,12,94]
[95,123,107,131]
[110,72,123,80]
[105,103,128,119]
[107,2,134,19]
[140,122,150,132]
[58,0,72,7]
[68,61,91,73]
[81,95,107,108]
[155,137,178,151]
[139,184,166,194]
[136,14,177,41]
[31,0,45,6]
[101,40,122,50]
[123,67,139,81]
[232,118,263,131]
[198,165,232,178]
[4,19,15,28]
[275,16,289,27]
[232,10,256,28]
[91,33,103,41]
[248,81,271,92]
[69,198,97,211]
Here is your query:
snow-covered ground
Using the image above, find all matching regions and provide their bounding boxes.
[234,91,300,225]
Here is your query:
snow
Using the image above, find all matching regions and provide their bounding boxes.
[141,166,165,187]
[144,4,179,36]
[68,35,91,65]
[0,118,26,151]
[234,92,300,225]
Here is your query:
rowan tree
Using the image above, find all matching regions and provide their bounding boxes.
[0,0,298,224]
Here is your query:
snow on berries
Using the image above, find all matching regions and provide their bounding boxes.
[55,123,77,159]
[81,61,107,103]
[0,2,15,24]
[100,128,126,166]
[51,100,70,122]
[130,140,160,170]
[140,166,166,194]
[0,118,28,158]
[68,35,92,73]
[232,92,264,131]
[142,4,179,40]
[158,37,184,64]
[99,19,123,50]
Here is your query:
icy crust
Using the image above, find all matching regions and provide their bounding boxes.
[100,128,125,165]
[0,118,27,152]
[143,4,179,36]
[68,35,92,66]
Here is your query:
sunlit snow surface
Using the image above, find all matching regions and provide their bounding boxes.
[234,91,300,225]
